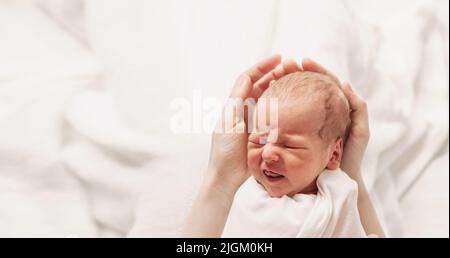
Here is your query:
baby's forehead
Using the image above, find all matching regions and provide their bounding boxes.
[279,100,326,133]
[253,98,326,136]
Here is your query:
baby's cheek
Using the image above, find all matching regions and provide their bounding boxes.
[247,148,261,168]
[285,153,307,174]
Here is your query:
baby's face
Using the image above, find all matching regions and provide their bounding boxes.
[248,98,335,197]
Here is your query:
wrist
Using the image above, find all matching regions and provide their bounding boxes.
[353,174,369,200]
[352,171,364,184]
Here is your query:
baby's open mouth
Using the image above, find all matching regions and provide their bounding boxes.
[263,169,284,182]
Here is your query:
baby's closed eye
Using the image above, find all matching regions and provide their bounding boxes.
[283,144,309,150]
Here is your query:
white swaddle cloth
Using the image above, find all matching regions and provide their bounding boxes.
[222,169,368,238]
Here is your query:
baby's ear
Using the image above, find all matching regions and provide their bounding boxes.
[326,138,344,170]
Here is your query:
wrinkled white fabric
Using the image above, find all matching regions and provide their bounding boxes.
[0,0,448,237]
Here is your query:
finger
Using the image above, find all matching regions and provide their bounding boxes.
[342,82,370,138]
[251,59,301,99]
[302,58,340,85]
[342,82,361,110]
[258,59,301,87]
[250,64,282,99]
[282,59,302,74]
[245,54,282,84]
[229,54,281,99]
[342,82,369,122]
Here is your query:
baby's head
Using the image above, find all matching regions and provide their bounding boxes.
[248,71,350,197]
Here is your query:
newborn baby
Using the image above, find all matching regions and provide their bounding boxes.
[248,71,350,197]
[222,71,367,237]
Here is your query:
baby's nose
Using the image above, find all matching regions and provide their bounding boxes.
[261,145,279,163]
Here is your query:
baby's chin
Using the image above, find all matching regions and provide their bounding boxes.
[254,177,288,198]
[266,190,286,198]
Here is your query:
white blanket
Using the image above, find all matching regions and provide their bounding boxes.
[222,169,367,238]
